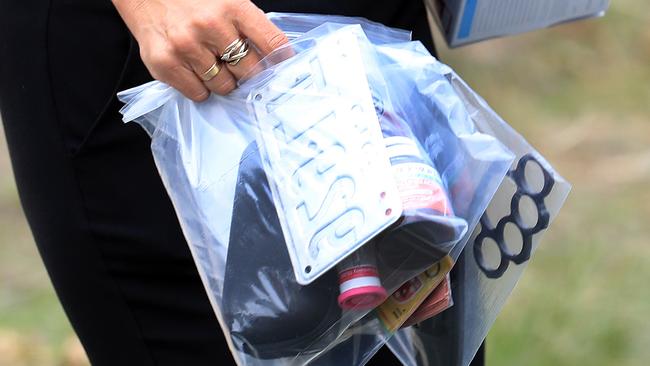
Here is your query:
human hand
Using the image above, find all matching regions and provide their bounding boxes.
[112,0,288,101]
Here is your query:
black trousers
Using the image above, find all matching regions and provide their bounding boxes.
[0,0,483,365]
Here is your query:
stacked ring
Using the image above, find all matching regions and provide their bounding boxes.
[220,38,250,66]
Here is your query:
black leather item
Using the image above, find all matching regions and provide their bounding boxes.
[222,142,342,359]
[377,215,461,271]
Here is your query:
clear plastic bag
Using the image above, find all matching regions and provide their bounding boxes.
[386,63,572,366]
[117,15,528,366]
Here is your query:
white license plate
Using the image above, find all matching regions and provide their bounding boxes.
[250,27,403,285]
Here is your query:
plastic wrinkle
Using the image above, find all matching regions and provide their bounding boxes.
[117,13,570,366]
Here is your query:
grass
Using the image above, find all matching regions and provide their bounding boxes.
[1,0,649,364]
[432,1,650,365]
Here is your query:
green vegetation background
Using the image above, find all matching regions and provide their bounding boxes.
[1,1,648,364]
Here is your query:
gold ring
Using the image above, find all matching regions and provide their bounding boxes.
[199,62,221,81]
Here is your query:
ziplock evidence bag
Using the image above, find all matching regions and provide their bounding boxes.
[118,13,567,366]
[386,63,571,366]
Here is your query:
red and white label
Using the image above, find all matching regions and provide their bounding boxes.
[392,162,450,214]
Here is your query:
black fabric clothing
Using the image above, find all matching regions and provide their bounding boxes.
[0,0,482,365]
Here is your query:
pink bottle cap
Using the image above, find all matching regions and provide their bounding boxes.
[338,266,388,310]
[338,286,388,310]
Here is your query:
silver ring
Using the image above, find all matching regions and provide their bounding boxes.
[220,38,249,66]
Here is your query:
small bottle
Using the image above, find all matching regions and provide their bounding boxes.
[337,243,388,310]
[376,111,465,271]
[384,135,452,216]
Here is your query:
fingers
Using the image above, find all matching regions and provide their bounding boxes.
[136,0,290,100]
[150,30,238,98]
[232,1,289,56]
[186,47,238,96]
[203,22,263,81]
[203,1,288,80]
[141,48,210,102]
[163,67,211,102]
[203,63,237,95]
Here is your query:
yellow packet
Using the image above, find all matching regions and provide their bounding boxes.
[376,255,454,332]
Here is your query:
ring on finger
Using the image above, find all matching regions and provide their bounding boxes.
[220,38,250,66]
[199,61,221,81]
